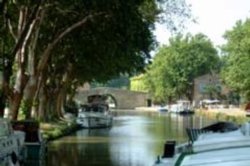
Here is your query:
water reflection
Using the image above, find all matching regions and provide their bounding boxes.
[47,111,216,166]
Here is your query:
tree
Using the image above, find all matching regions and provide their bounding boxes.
[203,84,221,100]
[92,76,130,89]
[144,47,177,103]
[145,33,220,103]
[221,19,250,102]
[1,0,191,120]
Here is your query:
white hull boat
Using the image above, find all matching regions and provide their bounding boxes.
[169,100,194,114]
[76,95,113,128]
[0,118,26,165]
[76,101,113,128]
[154,122,250,166]
[76,111,113,128]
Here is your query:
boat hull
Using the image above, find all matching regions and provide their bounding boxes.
[76,116,113,128]
[0,119,26,165]
[154,122,250,166]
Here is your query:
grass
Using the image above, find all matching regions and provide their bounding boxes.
[196,109,249,124]
[40,120,79,141]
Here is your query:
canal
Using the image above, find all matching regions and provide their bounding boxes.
[46,110,217,166]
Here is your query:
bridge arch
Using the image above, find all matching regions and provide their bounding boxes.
[75,87,149,109]
[104,93,118,109]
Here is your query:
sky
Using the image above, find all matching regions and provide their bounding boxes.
[155,0,250,47]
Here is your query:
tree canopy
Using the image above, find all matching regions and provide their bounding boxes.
[221,19,250,101]
[145,33,220,103]
[0,0,192,120]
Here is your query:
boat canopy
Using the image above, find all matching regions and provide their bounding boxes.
[82,104,109,113]
[87,95,107,103]
[201,99,220,104]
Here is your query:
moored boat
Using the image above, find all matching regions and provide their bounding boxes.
[157,106,168,112]
[76,103,113,128]
[154,121,250,166]
[0,118,26,165]
[169,100,194,114]
[76,95,113,128]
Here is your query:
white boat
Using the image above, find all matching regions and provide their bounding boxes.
[169,100,194,114]
[200,99,221,109]
[154,122,250,166]
[0,118,26,165]
[157,106,168,112]
[76,103,113,128]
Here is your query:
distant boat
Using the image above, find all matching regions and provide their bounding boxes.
[76,95,113,128]
[157,106,168,112]
[154,121,250,166]
[169,100,194,114]
[76,103,113,128]
[200,99,221,109]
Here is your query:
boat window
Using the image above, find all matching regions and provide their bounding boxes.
[99,107,104,113]
[80,105,89,112]
[83,105,107,112]
[92,107,99,112]
[84,107,90,112]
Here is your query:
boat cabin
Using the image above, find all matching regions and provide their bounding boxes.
[200,99,220,109]
[80,104,109,113]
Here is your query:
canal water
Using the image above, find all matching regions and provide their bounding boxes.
[46,110,217,166]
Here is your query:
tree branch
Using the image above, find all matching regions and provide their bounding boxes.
[7,18,17,41]
[11,0,42,59]
[27,8,45,76]
[37,12,107,72]
[17,6,25,38]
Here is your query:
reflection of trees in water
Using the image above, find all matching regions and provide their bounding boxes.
[48,143,79,166]
[147,114,217,146]
[48,143,76,165]
[47,141,113,166]
[146,114,188,144]
[46,112,217,166]
[145,113,218,158]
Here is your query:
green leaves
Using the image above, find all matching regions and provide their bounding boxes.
[145,33,219,103]
[0,0,194,119]
[222,19,250,100]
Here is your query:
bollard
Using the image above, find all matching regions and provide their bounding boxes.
[162,140,176,158]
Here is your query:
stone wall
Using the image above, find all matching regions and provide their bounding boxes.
[75,87,149,109]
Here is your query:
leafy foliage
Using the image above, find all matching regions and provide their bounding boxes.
[221,19,250,101]
[41,0,158,84]
[91,76,130,89]
[145,33,220,103]
[0,0,193,119]
[158,0,192,32]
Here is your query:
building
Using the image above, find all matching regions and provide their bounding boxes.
[193,73,230,107]
[130,74,148,92]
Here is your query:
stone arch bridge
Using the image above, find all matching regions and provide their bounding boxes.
[75,87,150,109]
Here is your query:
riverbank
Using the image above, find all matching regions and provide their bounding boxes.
[40,120,79,141]
[135,106,249,124]
[40,108,159,141]
[196,108,249,124]
[39,107,249,141]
